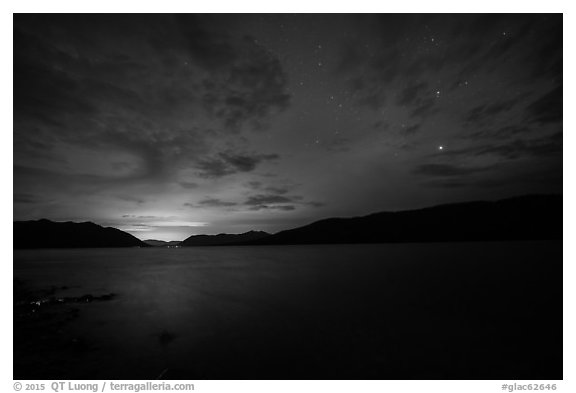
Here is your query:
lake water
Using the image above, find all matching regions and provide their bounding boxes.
[14,242,562,379]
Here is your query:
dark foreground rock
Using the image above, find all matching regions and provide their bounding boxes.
[14,278,118,379]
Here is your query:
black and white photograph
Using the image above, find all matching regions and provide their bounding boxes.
[10,7,567,387]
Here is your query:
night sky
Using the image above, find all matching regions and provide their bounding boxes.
[13,14,562,241]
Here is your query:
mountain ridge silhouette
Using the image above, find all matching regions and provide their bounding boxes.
[248,194,561,245]
[13,194,561,249]
[13,219,147,249]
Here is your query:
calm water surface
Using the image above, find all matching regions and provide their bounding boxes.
[14,242,562,379]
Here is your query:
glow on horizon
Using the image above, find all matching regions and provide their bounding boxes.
[115,221,209,242]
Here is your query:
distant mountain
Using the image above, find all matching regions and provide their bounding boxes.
[14,219,147,249]
[180,230,270,247]
[143,239,182,247]
[14,195,562,249]
[250,195,562,245]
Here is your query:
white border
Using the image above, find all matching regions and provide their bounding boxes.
[3,2,572,392]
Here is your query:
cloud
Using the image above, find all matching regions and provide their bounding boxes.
[396,82,428,107]
[167,15,238,70]
[122,215,158,219]
[356,93,386,111]
[194,159,231,179]
[422,161,562,190]
[470,125,531,140]
[334,14,561,131]
[117,195,146,205]
[526,86,562,124]
[13,14,562,237]
[437,133,562,160]
[185,198,238,208]
[196,152,279,178]
[264,186,290,195]
[413,164,493,177]
[421,180,469,189]
[391,82,437,118]
[178,182,199,189]
[244,193,296,211]
[13,14,291,190]
[325,137,353,152]
[243,193,323,211]
[478,138,561,159]
[251,205,296,211]
[14,193,42,204]
[150,15,292,131]
[245,194,299,206]
[181,188,318,212]
[413,162,501,191]
[404,124,421,135]
[221,152,279,172]
[246,181,293,193]
[201,40,291,130]
[464,98,521,126]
